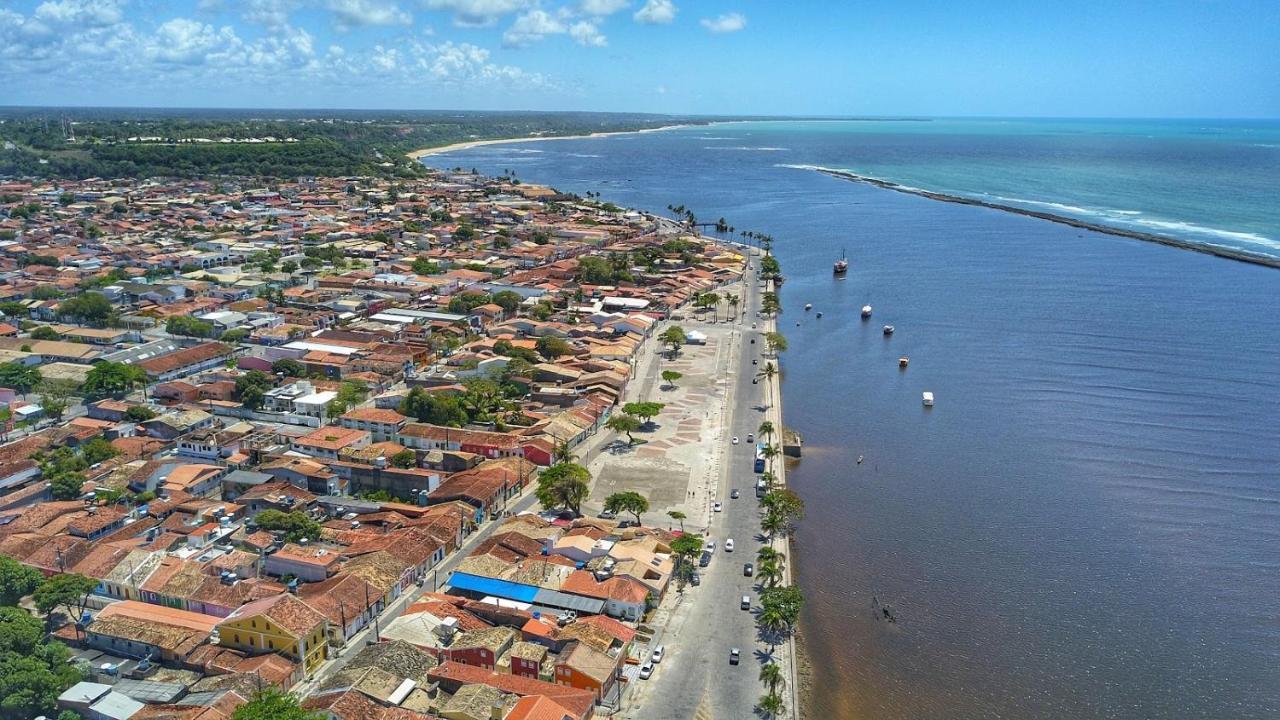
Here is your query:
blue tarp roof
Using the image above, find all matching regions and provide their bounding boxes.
[447,572,540,603]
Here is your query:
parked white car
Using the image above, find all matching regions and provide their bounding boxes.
[725,539,735,552]
[639,662,654,679]
[651,645,665,663]
[713,502,723,512]
[732,436,739,445]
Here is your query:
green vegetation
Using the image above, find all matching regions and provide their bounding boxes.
[658,326,686,357]
[32,573,97,623]
[0,557,42,607]
[37,446,92,500]
[761,488,805,540]
[56,292,114,326]
[605,413,643,445]
[535,335,570,360]
[603,491,649,525]
[622,401,665,426]
[28,326,60,341]
[0,605,84,720]
[125,405,157,422]
[399,387,470,427]
[234,370,274,410]
[272,358,305,377]
[253,510,321,543]
[667,510,687,531]
[669,533,704,591]
[1,110,706,181]
[389,449,417,469]
[0,362,41,395]
[534,463,590,516]
[660,370,682,388]
[166,315,215,338]
[764,331,788,355]
[410,257,441,275]
[232,688,321,720]
[81,361,147,398]
[325,379,369,417]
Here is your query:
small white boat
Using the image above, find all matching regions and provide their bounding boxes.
[805,303,813,311]
[883,325,894,336]
[861,305,872,319]
[922,391,934,407]
[898,356,909,368]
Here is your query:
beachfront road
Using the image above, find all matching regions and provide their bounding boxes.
[629,262,776,719]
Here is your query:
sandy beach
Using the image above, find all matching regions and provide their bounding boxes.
[407,123,694,159]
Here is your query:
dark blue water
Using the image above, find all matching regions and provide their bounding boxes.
[423,122,1280,720]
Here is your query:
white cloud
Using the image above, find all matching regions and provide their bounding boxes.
[580,0,628,16]
[700,11,745,33]
[633,0,675,24]
[423,0,529,27]
[242,0,301,28]
[502,8,566,47]
[145,18,232,64]
[326,0,412,30]
[569,20,607,47]
[34,0,125,27]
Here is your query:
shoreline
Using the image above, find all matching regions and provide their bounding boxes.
[407,123,697,159]
[802,166,1280,270]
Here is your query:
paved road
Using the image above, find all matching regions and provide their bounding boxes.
[628,254,775,720]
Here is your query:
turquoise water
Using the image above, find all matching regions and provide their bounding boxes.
[735,118,1280,258]
[423,120,1280,719]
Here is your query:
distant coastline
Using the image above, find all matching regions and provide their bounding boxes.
[800,166,1280,270]
[408,123,696,159]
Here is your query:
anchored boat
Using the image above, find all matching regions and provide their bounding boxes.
[861,305,872,319]
[922,391,934,407]
[899,356,909,368]
[882,325,895,336]
[834,248,849,275]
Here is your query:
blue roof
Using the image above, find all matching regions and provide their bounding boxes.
[447,572,540,603]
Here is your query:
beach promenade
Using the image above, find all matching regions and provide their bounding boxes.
[590,247,801,720]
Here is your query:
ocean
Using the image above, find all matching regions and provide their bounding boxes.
[421,119,1280,720]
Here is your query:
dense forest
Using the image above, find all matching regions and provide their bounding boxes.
[0,109,715,180]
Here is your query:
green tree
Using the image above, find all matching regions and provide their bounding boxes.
[0,606,83,720]
[0,557,43,606]
[757,691,784,719]
[49,473,86,501]
[658,325,686,358]
[389,449,416,469]
[38,379,74,420]
[411,257,441,275]
[235,370,273,410]
[80,438,119,466]
[660,370,682,388]
[166,316,215,338]
[272,358,305,377]
[253,510,321,543]
[125,405,157,422]
[605,413,642,445]
[56,292,114,326]
[29,326,60,341]
[764,331,788,355]
[220,328,250,343]
[81,361,146,398]
[666,510,686,531]
[603,491,649,525]
[758,557,784,588]
[761,488,805,539]
[0,362,41,396]
[758,420,775,441]
[622,401,664,427]
[669,533,704,591]
[400,387,469,427]
[534,463,590,516]
[33,574,97,623]
[759,662,784,692]
[758,362,778,406]
[491,290,523,314]
[232,688,321,720]
[280,260,299,274]
[535,335,570,360]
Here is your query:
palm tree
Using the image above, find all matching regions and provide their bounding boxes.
[728,294,740,319]
[761,509,786,540]
[552,439,577,464]
[758,420,775,441]
[760,471,777,491]
[757,545,782,565]
[761,443,780,472]
[757,691,784,719]
[757,605,789,650]
[759,662,784,692]
[758,362,778,406]
[758,558,783,587]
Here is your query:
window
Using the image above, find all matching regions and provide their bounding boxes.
[249,636,254,647]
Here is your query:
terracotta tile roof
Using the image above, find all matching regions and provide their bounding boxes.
[505,694,578,720]
[428,661,595,718]
[138,342,232,376]
[221,592,326,639]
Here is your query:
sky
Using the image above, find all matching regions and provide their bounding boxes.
[1,0,1278,117]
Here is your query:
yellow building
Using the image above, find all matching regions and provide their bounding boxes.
[215,593,329,676]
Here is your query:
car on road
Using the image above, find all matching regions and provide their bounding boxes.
[741,595,751,610]
[639,662,654,679]
[747,433,754,442]
[690,572,701,586]
[725,539,735,552]
[705,539,716,552]
[730,648,741,665]
[731,436,739,444]
[744,562,754,576]
[598,510,617,519]
[730,489,740,499]
[713,502,723,512]
[753,378,758,384]
[752,359,758,365]
[699,551,712,567]
[651,646,665,664]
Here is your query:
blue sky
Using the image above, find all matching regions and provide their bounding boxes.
[1,0,1277,117]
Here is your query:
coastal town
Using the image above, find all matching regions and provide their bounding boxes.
[0,169,803,720]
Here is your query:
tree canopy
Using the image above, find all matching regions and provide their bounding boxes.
[605,413,642,445]
[33,573,97,622]
[0,557,43,606]
[81,361,147,398]
[0,606,83,720]
[232,688,321,720]
[534,463,590,516]
[603,491,649,525]
[535,335,571,360]
[253,510,321,543]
